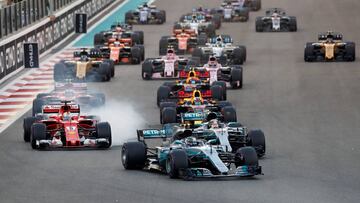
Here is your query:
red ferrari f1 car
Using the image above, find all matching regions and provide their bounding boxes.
[23,101,112,149]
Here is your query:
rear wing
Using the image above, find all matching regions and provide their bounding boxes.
[137,124,174,141]
[73,49,107,59]
[54,82,87,91]
[181,112,205,121]
[42,104,80,114]
[179,68,210,79]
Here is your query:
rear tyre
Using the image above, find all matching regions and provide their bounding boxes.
[289,17,297,32]
[251,0,261,11]
[345,42,355,61]
[125,12,133,24]
[133,31,144,44]
[157,85,171,107]
[232,48,245,65]
[159,36,169,55]
[32,98,45,116]
[238,45,247,62]
[122,142,147,169]
[197,33,208,45]
[103,59,115,78]
[210,85,224,101]
[212,14,222,29]
[222,106,237,122]
[161,107,177,124]
[304,43,315,62]
[98,63,111,81]
[192,48,206,65]
[131,47,142,64]
[255,17,264,32]
[94,33,105,46]
[205,24,216,37]
[212,81,227,100]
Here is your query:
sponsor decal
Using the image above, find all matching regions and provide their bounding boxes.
[75,13,87,33]
[143,129,165,136]
[23,43,39,68]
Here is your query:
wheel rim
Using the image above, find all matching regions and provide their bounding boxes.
[121,149,127,167]
[165,158,171,174]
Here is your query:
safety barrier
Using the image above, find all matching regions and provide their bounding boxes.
[0,0,115,80]
[0,0,77,39]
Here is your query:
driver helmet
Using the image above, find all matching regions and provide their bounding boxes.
[115,27,122,33]
[113,41,121,47]
[216,36,223,46]
[192,90,203,105]
[166,48,175,59]
[186,71,200,84]
[62,112,71,121]
[209,119,220,129]
[80,54,88,61]
[208,56,218,67]
[184,137,198,147]
[272,12,279,17]
[192,15,197,21]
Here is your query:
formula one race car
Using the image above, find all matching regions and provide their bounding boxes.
[156,70,227,106]
[159,90,237,124]
[125,3,166,24]
[180,9,222,29]
[54,51,114,82]
[93,23,144,46]
[255,8,297,32]
[32,82,105,116]
[304,31,355,62]
[142,48,199,79]
[97,41,144,64]
[23,101,112,149]
[174,119,266,157]
[223,0,261,11]
[159,29,207,55]
[189,56,243,89]
[121,125,262,179]
[211,1,249,22]
[175,14,216,37]
[192,35,246,65]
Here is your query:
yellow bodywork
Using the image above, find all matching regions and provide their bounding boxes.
[76,61,92,79]
[324,43,336,60]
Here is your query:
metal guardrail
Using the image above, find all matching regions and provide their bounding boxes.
[0,0,76,39]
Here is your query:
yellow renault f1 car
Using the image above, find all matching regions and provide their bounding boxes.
[304,31,355,62]
[54,51,113,82]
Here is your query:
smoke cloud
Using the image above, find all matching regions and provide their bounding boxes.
[87,100,146,146]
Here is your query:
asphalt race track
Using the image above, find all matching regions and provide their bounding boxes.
[1,0,360,202]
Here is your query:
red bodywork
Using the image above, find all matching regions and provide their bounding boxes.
[179,69,210,79]
[39,104,98,147]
